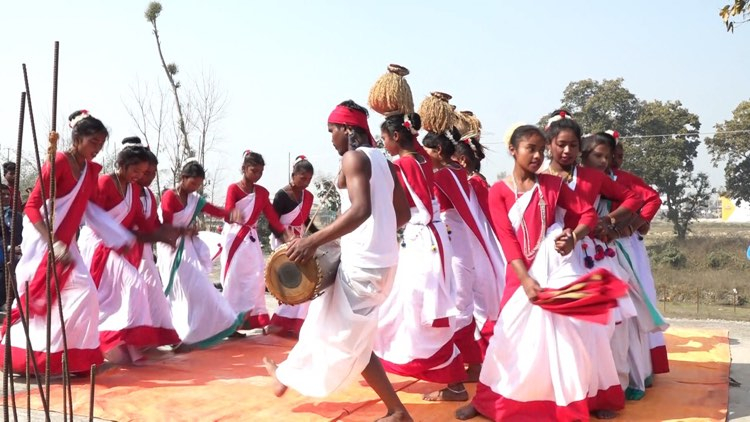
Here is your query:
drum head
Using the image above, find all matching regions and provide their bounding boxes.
[265,244,321,305]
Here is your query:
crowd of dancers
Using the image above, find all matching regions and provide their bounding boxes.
[0,63,667,422]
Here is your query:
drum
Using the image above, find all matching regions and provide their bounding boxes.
[264,240,341,305]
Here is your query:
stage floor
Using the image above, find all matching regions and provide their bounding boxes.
[14,326,729,421]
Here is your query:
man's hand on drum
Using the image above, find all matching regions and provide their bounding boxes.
[286,237,317,263]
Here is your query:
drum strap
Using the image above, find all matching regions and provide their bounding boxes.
[164,197,206,296]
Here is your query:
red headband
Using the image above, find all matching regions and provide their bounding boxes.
[327,105,376,147]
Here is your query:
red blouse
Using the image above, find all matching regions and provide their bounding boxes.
[562,166,643,229]
[224,183,284,234]
[612,169,662,222]
[160,189,228,225]
[25,152,101,244]
[489,174,598,265]
[93,174,155,233]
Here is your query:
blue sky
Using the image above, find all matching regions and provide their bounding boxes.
[1,1,748,201]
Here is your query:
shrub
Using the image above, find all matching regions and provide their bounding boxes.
[650,242,687,268]
[707,251,733,269]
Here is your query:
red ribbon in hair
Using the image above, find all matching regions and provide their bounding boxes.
[327,105,376,146]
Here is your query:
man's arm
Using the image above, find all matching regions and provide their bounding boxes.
[286,150,371,262]
[389,162,410,228]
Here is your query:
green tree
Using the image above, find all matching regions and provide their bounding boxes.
[313,174,341,213]
[555,78,640,135]
[624,100,712,239]
[553,78,713,239]
[721,0,750,31]
[705,100,750,201]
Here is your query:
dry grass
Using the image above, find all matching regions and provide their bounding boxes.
[647,220,750,321]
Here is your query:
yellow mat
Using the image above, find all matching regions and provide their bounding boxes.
[14,327,729,421]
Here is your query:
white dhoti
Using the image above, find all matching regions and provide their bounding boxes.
[275,263,396,397]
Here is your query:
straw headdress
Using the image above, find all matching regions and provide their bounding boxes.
[418,92,455,134]
[368,64,414,116]
[454,110,482,140]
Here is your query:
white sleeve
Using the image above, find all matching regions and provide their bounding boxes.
[83,202,136,249]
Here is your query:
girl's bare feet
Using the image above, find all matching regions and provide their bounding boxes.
[455,403,479,420]
[262,357,288,397]
[375,410,414,422]
[592,409,617,419]
[423,383,469,401]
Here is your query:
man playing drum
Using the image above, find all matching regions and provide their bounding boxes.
[263,100,413,422]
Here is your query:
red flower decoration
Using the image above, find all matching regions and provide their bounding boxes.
[581,243,589,250]
[403,120,412,129]
[612,130,620,139]
[560,111,567,118]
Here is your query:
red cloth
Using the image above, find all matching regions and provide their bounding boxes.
[489,174,598,266]
[489,174,598,309]
[563,166,643,229]
[393,154,434,211]
[160,189,228,225]
[327,105,376,146]
[224,183,284,234]
[433,166,491,261]
[532,268,629,325]
[89,174,149,287]
[15,153,102,319]
[612,169,662,221]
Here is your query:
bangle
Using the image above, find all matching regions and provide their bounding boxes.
[572,231,578,244]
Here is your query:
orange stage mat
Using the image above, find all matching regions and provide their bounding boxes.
[15,327,728,421]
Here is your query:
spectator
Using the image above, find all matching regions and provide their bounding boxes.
[3,161,23,210]
[0,183,22,308]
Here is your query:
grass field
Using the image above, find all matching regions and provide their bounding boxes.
[647,220,750,321]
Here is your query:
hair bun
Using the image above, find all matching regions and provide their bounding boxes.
[387,64,410,77]
[68,109,91,128]
[183,157,200,167]
[122,136,143,146]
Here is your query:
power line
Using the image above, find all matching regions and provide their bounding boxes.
[619,129,750,140]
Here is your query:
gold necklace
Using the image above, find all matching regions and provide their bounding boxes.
[548,164,573,183]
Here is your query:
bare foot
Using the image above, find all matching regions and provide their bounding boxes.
[465,364,481,383]
[455,404,479,420]
[263,357,288,397]
[375,410,413,422]
[423,384,469,402]
[592,409,617,419]
[172,343,194,354]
